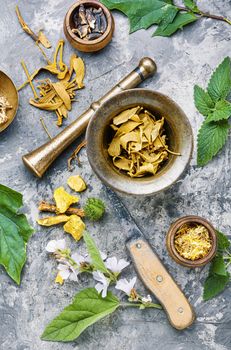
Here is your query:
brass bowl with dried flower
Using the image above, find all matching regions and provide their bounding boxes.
[166,216,217,268]
[86,89,193,196]
[0,71,18,133]
[64,0,114,52]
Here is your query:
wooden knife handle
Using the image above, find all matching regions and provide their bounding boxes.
[127,237,195,330]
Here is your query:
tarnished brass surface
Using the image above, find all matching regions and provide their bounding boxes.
[0,71,18,133]
[86,89,193,196]
[22,57,157,177]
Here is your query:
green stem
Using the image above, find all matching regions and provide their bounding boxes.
[120,302,162,309]
[177,6,231,25]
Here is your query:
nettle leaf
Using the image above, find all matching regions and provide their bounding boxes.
[153,12,197,37]
[41,288,120,342]
[210,255,227,276]
[203,272,230,301]
[83,231,109,275]
[183,0,199,12]
[194,85,214,116]
[216,230,230,251]
[0,184,34,284]
[197,119,230,166]
[207,57,231,102]
[205,100,231,123]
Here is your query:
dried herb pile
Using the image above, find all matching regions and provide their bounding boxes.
[174,224,212,260]
[0,96,12,125]
[72,4,107,40]
[108,106,179,177]
[18,40,85,126]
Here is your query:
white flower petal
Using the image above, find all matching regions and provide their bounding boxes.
[115,277,137,295]
[117,259,130,271]
[59,269,70,280]
[105,257,130,273]
[71,252,85,265]
[95,282,104,294]
[56,239,66,251]
[93,271,107,285]
[100,251,107,261]
[46,240,58,253]
[69,272,78,282]
[101,286,108,298]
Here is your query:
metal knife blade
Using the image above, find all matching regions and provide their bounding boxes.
[104,185,195,330]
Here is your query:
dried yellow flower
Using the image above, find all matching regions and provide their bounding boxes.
[37,214,70,226]
[174,224,212,260]
[55,272,64,285]
[63,215,85,241]
[67,175,87,192]
[108,106,180,178]
[54,187,79,214]
[73,57,85,89]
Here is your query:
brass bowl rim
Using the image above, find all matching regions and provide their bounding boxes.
[86,88,193,196]
[64,0,114,47]
[0,71,19,133]
[166,215,217,268]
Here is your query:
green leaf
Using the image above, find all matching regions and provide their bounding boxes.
[207,57,231,102]
[194,85,215,116]
[153,12,197,37]
[0,184,34,284]
[41,288,120,342]
[210,255,227,276]
[0,184,23,213]
[183,0,199,12]
[216,230,230,251]
[197,119,230,166]
[205,99,231,123]
[83,231,109,275]
[203,272,229,301]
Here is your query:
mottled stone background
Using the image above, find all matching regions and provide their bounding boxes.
[0,0,231,349]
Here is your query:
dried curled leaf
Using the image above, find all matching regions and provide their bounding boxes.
[37,215,70,226]
[67,175,87,192]
[108,106,180,178]
[73,57,85,88]
[54,187,79,214]
[63,215,85,241]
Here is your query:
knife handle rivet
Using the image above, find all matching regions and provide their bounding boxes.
[178,307,184,314]
[156,275,163,282]
[136,243,142,249]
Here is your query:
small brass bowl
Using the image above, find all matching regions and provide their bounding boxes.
[64,0,114,52]
[166,216,217,268]
[0,71,19,133]
[86,89,193,196]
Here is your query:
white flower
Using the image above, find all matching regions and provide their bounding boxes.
[93,271,109,298]
[71,252,86,265]
[46,239,66,253]
[142,295,152,304]
[105,257,130,273]
[57,263,78,282]
[115,277,137,296]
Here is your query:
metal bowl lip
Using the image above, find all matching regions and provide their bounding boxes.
[86,88,194,196]
[167,215,217,267]
[0,71,19,133]
[64,0,113,46]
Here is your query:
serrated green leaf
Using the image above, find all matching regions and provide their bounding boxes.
[207,57,231,102]
[210,255,227,276]
[197,119,230,166]
[203,272,229,301]
[183,0,199,12]
[205,99,231,123]
[0,184,34,284]
[153,12,197,37]
[194,85,215,116]
[216,230,230,251]
[83,231,110,275]
[41,288,120,342]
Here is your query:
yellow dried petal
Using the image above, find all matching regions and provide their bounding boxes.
[73,57,85,89]
[37,215,70,226]
[108,137,121,157]
[113,157,132,171]
[55,272,64,285]
[38,30,52,49]
[67,175,87,192]
[29,98,63,111]
[63,215,85,241]
[54,187,79,214]
[113,106,141,125]
[52,82,71,110]
[115,120,142,137]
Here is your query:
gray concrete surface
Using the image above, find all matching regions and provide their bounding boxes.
[0,0,231,349]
